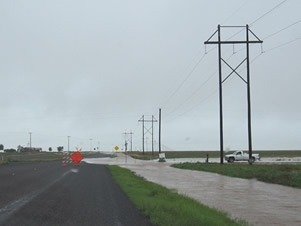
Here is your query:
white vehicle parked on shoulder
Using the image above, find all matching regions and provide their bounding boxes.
[225,151,260,163]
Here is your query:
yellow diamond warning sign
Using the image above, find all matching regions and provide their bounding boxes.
[114,146,119,151]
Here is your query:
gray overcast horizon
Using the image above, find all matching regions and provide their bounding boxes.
[1,0,301,152]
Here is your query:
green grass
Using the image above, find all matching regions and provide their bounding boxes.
[0,160,9,165]
[0,151,97,164]
[3,157,64,163]
[165,151,219,158]
[256,151,301,158]
[107,165,247,226]
[128,152,159,160]
[17,157,63,162]
[128,150,301,159]
[172,162,301,188]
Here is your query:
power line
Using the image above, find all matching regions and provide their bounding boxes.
[165,4,298,123]
[250,0,288,26]
[264,36,301,52]
[166,49,264,123]
[230,18,301,54]
[164,87,219,123]
[165,70,216,117]
[164,52,237,118]
[160,53,207,108]
[161,1,289,111]
[263,19,301,40]
[226,0,288,41]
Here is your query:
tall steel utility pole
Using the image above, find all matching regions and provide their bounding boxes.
[139,115,145,154]
[89,139,92,152]
[29,132,32,151]
[205,25,263,165]
[124,140,128,152]
[130,130,133,152]
[152,116,154,155]
[68,136,70,152]
[159,108,162,153]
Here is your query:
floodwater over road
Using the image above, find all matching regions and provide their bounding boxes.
[84,154,301,226]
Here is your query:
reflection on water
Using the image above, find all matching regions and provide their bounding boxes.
[84,155,301,226]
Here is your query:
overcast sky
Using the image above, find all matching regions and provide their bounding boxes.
[0,0,300,152]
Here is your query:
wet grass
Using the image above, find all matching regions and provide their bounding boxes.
[0,151,97,164]
[127,150,301,160]
[172,162,301,188]
[7,157,64,162]
[127,152,159,160]
[256,150,301,158]
[0,160,9,165]
[165,151,220,158]
[107,165,247,226]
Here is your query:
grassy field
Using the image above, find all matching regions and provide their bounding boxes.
[172,162,301,188]
[165,151,219,158]
[128,150,301,159]
[127,152,159,160]
[0,160,8,165]
[0,151,98,164]
[255,150,301,158]
[107,165,247,226]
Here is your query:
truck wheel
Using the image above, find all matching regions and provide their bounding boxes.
[229,157,234,163]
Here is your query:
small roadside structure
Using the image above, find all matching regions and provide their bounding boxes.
[18,146,42,152]
[4,149,17,153]
[159,153,166,162]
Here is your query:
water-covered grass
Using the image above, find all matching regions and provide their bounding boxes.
[165,151,219,158]
[128,152,159,160]
[172,162,301,188]
[107,165,247,226]
[257,150,301,158]
[128,150,301,160]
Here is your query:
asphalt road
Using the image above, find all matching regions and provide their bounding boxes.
[0,151,108,161]
[0,156,153,226]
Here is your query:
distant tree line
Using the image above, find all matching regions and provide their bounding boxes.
[0,144,64,152]
[1,144,16,153]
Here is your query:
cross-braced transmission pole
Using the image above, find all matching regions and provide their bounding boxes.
[138,115,158,155]
[122,130,134,152]
[205,24,263,165]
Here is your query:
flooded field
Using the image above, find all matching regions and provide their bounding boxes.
[84,154,301,225]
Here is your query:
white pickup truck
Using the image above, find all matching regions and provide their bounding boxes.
[225,151,260,163]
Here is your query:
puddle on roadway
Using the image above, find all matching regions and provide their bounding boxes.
[84,154,301,226]
[70,169,79,173]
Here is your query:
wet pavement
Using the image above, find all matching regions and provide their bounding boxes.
[164,157,301,164]
[84,154,301,226]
